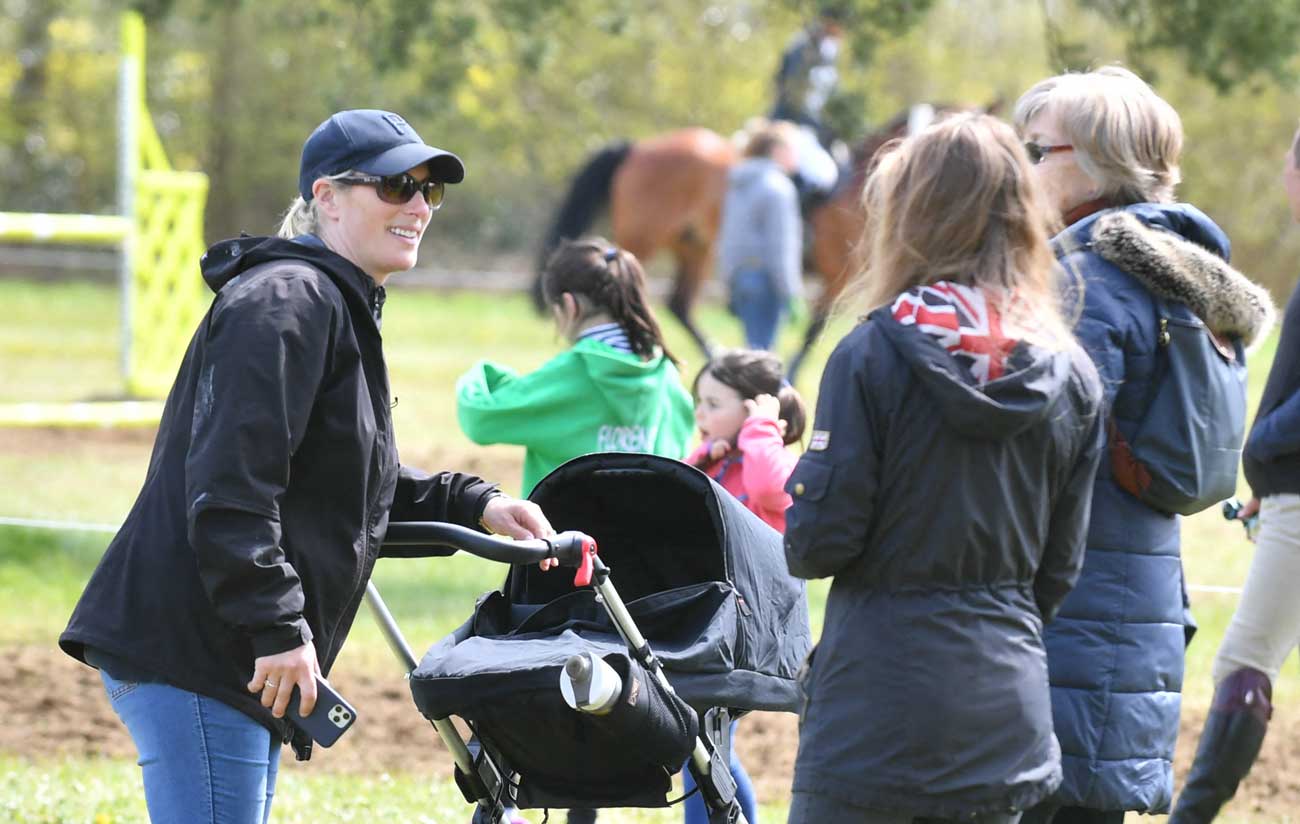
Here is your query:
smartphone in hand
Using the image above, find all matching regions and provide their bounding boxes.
[285,677,357,747]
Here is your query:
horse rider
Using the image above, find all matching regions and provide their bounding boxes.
[770,6,847,207]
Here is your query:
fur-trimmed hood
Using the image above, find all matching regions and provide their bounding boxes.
[1070,205,1276,346]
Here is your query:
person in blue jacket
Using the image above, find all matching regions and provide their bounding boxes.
[784,113,1105,824]
[718,122,803,351]
[1168,122,1300,824]
[1014,68,1275,824]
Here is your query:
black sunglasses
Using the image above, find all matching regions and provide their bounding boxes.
[1024,141,1074,165]
[335,173,445,208]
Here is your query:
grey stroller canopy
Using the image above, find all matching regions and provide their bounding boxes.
[406,454,811,809]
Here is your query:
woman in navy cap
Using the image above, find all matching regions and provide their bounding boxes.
[60,109,552,824]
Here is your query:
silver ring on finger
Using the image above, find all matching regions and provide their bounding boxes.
[264,679,278,688]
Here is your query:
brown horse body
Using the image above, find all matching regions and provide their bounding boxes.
[535,107,954,380]
[609,128,736,347]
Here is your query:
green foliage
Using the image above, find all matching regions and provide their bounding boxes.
[0,2,119,214]
[3,1,1300,290]
[803,0,939,62]
[1076,0,1300,92]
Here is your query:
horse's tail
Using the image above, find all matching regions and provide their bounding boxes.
[532,140,633,310]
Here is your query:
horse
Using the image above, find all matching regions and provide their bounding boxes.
[534,104,981,382]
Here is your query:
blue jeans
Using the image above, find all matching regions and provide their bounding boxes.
[100,670,280,824]
[729,268,785,351]
[682,720,758,824]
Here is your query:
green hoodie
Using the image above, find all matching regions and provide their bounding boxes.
[456,337,695,494]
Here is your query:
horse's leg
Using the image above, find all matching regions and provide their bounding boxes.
[790,186,862,384]
[668,234,715,361]
[786,306,829,385]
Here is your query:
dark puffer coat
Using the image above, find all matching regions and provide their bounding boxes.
[61,235,501,751]
[1043,203,1273,811]
[783,304,1104,817]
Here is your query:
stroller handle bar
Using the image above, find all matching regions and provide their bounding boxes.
[383,521,599,587]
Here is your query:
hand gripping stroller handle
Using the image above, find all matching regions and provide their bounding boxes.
[382,521,598,587]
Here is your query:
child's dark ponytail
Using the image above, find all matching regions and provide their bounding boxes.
[541,236,678,366]
[692,348,807,447]
[776,384,807,446]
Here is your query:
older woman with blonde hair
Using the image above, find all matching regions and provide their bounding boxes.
[1013,68,1274,824]
[782,112,1104,823]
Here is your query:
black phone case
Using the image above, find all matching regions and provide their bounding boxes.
[285,677,357,747]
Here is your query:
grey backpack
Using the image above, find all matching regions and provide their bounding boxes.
[1109,296,1247,516]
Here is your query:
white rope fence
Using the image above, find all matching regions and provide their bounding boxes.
[1,516,118,533]
[0,516,1246,595]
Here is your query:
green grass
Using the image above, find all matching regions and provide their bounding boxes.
[0,277,1292,821]
[0,281,125,404]
[0,754,803,824]
[0,278,848,512]
[0,527,116,644]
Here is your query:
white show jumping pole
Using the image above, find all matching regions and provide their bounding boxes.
[117,14,140,388]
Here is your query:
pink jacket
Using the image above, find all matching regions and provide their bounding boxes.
[687,415,798,533]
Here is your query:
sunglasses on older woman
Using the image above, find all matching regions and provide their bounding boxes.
[1024,141,1074,165]
[336,173,446,208]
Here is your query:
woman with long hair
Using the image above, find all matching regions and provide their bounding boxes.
[783,113,1105,823]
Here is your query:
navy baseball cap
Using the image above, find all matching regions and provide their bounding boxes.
[298,109,465,201]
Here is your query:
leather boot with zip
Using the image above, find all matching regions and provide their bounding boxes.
[1169,667,1273,823]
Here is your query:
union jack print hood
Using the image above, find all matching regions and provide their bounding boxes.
[874,281,1081,439]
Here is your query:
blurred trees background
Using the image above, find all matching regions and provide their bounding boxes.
[3,0,1300,295]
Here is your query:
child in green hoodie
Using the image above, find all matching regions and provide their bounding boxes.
[457,237,695,496]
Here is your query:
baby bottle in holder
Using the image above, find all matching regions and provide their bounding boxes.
[560,651,623,715]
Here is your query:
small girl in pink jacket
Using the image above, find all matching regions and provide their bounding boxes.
[683,348,806,824]
[688,348,807,532]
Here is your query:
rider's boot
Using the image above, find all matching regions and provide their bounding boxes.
[1169,667,1272,824]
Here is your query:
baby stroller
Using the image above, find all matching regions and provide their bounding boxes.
[370,453,812,824]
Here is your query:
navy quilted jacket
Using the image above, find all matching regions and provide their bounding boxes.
[1045,203,1271,812]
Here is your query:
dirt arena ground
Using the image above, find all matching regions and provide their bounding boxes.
[8,643,1299,818]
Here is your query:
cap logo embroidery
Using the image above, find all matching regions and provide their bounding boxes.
[381,113,408,135]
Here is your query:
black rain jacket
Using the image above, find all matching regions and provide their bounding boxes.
[783,305,1104,817]
[61,235,500,751]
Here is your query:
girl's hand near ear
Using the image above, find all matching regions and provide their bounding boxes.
[744,393,781,422]
[744,393,788,438]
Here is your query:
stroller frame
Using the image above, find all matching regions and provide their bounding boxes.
[371,521,748,824]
